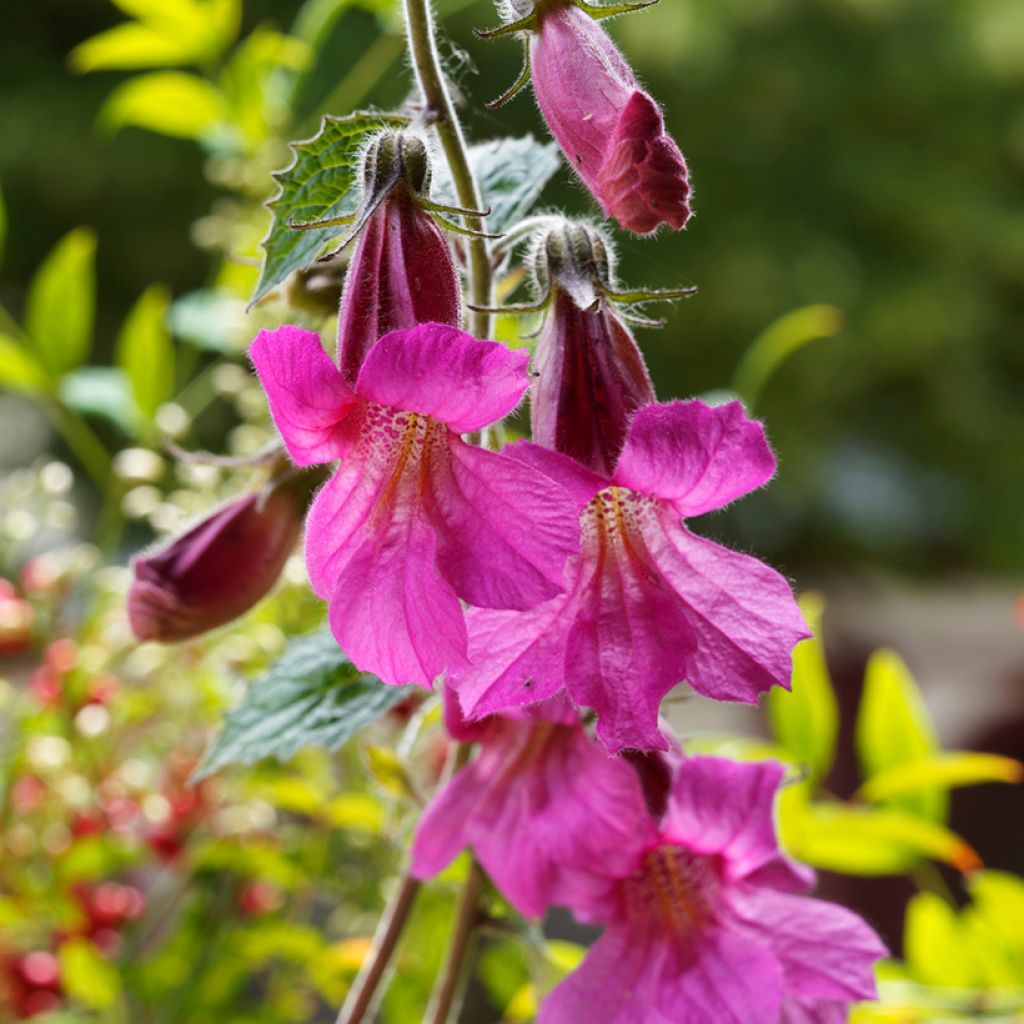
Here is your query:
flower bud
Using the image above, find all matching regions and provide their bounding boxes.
[530,4,692,234]
[127,474,309,643]
[337,132,461,384]
[530,222,654,475]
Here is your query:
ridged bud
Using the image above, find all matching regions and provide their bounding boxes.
[337,132,461,384]
[530,221,654,475]
[127,473,310,643]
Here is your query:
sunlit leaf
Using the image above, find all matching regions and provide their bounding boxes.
[116,284,176,418]
[253,111,406,305]
[365,744,417,800]
[857,752,1022,804]
[431,135,562,233]
[855,649,944,823]
[58,938,122,1010]
[961,871,1024,986]
[168,288,248,353]
[101,72,227,140]
[58,367,138,435]
[905,892,973,987]
[784,803,980,876]
[0,334,49,393]
[196,626,412,777]
[766,593,838,781]
[732,304,843,409]
[25,228,96,375]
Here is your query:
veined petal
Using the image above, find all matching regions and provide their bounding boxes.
[643,511,810,703]
[662,757,787,879]
[615,400,775,516]
[505,440,608,508]
[249,326,356,465]
[728,887,886,1003]
[431,439,580,611]
[355,323,529,433]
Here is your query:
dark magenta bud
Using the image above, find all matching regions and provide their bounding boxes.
[336,132,461,384]
[530,221,654,475]
[127,474,309,643]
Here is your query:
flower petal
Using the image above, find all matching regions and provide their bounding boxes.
[729,887,886,1002]
[643,514,810,703]
[505,440,608,508]
[355,323,529,433]
[430,439,581,611]
[779,997,852,1024]
[662,757,787,879]
[614,400,775,516]
[249,326,356,465]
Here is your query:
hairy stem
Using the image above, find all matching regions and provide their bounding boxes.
[426,859,486,1024]
[403,0,492,338]
[336,872,422,1024]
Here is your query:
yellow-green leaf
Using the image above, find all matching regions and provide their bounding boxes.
[767,593,838,781]
[905,892,973,987]
[784,803,980,876]
[0,334,49,392]
[115,284,176,418]
[857,752,1022,804]
[58,937,122,1010]
[25,228,96,375]
[101,73,227,140]
[855,649,944,823]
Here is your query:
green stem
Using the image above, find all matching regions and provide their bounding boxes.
[425,859,485,1024]
[403,0,492,339]
[336,871,422,1024]
[40,397,111,489]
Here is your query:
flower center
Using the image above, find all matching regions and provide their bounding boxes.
[583,485,657,566]
[623,845,716,936]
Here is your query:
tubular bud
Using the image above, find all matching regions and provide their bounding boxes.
[127,471,312,643]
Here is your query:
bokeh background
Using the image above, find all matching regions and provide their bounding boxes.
[1,0,1023,1020]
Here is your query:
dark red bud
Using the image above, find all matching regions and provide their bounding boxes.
[127,475,308,643]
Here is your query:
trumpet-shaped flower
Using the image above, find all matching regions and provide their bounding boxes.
[539,756,885,1024]
[531,5,692,234]
[451,399,810,753]
[412,693,651,917]
[250,322,580,687]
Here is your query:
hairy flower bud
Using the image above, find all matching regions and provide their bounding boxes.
[127,474,309,643]
[530,221,654,474]
[337,132,461,384]
[530,4,692,234]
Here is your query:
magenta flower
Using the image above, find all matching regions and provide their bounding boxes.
[539,756,885,1024]
[249,322,581,687]
[412,694,651,917]
[451,398,810,753]
[336,136,461,385]
[128,478,305,643]
[531,5,692,235]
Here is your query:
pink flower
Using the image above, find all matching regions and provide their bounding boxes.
[451,398,810,753]
[336,136,461,385]
[539,756,885,1024]
[530,5,692,234]
[249,322,581,687]
[412,693,651,917]
[128,477,306,643]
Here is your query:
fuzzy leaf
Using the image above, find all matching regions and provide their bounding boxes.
[196,626,412,777]
[432,135,562,233]
[252,111,406,305]
[116,285,176,418]
[26,228,96,375]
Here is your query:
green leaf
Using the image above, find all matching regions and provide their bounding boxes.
[101,72,227,140]
[732,304,843,410]
[25,228,96,375]
[58,938,122,1010]
[0,179,6,266]
[855,649,944,823]
[766,593,838,781]
[252,112,406,305]
[168,288,247,353]
[783,802,980,876]
[70,0,240,72]
[196,626,412,777]
[905,892,973,987]
[116,285,176,418]
[0,334,49,393]
[857,752,1022,804]
[58,367,138,435]
[431,136,562,233]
